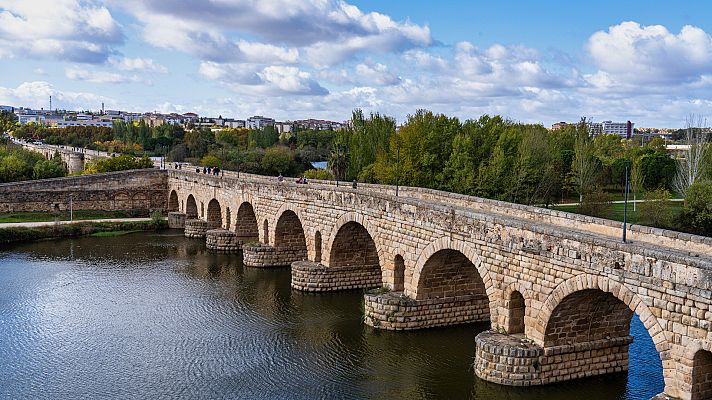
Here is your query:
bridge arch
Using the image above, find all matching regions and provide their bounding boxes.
[168,190,179,212]
[326,221,381,280]
[535,275,672,392]
[323,212,384,268]
[408,237,495,304]
[185,194,198,219]
[234,201,259,243]
[206,199,222,229]
[272,207,307,261]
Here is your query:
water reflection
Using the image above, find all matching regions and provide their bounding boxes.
[0,231,663,399]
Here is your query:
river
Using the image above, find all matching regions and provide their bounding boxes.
[0,231,664,399]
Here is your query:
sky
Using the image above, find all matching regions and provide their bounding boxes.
[1,0,712,127]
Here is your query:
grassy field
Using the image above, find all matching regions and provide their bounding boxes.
[0,210,145,224]
[551,202,684,224]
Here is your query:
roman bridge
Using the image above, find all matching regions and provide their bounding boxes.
[165,169,712,400]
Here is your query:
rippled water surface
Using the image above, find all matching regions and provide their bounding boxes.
[0,231,664,399]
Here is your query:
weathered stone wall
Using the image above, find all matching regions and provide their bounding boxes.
[184,219,207,238]
[416,249,485,300]
[165,169,712,399]
[205,229,240,252]
[167,212,186,229]
[364,292,489,330]
[291,261,381,292]
[242,243,304,267]
[0,169,167,213]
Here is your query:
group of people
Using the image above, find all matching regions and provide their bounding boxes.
[276,174,308,184]
[194,166,222,176]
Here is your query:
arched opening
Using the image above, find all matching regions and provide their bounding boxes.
[274,210,307,260]
[206,199,222,229]
[328,221,380,272]
[416,249,487,303]
[131,192,149,210]
[543,289,664,394]
[235,202,259,243]
[692,350,712,400]
[168,190,179,211]
[314,231,322,263]
[263,219,269,244]
[507,290,525,335]
[114,192,130,209]
[544,289,632,347]
[186,195,198,219]
[393,255,405,292]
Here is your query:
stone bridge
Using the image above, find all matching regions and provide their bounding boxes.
[167,169,712,400]
[14,140,111,174]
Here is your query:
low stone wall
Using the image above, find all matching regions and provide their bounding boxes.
[205,229,240,252]
[474,331,633,386]
[168,212,186,229]
[242,243,305,267]
[291,260,381,292]
[364,292,490,330]
[184,219,208,239]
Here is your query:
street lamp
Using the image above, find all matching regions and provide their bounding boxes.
[622,159,631,243]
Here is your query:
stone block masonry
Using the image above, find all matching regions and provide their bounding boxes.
[205,229,240,252]
[184,219,208,238]
[168,212,186,229]
[291,261,382,292]
[242,243,305,268]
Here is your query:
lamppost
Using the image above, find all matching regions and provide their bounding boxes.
[622,159,631,243]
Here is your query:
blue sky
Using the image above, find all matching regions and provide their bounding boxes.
[1,0,712,127]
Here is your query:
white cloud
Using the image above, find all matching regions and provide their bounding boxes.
[113,0,430,65]
[110,57,168,73]
[587,21,712,85]
[0,81,114,110]
[0,0,123,63]
[65,67,146,84]
[198,62,328,96]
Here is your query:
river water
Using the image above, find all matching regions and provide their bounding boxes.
[0,231,664,399]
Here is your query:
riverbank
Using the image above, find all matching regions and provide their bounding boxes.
[0,210,148,224]
[0,218,168,246]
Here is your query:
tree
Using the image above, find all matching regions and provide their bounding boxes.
[572,118,599,202]
[0,110,18,135]
[83,154,153,174]
[261,146,293,175]
[32,157,66,179]
[673,115,709,196]
[678,181,712,236]
[640,152,676,190]
[630,159,644,212]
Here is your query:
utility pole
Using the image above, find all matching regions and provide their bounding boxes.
[622,160,630,243]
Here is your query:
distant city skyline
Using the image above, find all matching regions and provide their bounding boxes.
[2,1,712,127]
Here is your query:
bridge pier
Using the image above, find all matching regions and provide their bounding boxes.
[363,292,490,330]
[184,219,208,238]
[168,212,186,229]
[291,260,381,292]
[473,330,632,386]
[205,229,240,252]
[242,243,305,267]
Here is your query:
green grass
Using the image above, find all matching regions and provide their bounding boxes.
[0,220,168,246]
[551,202,684,224]
[0,210,145,224]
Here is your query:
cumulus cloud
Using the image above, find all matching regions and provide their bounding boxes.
[110,57,168,73]
[0,81,114,110]
[199,62,328,96]
[587,21,712,85]
[65,67,147,84]
[113,0,430,65]
[0,0,123,63]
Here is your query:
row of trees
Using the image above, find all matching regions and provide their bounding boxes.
[0,144,66,183]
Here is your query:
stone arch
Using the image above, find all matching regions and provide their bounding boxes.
[114,192,131,209]
[234,201,258,243]
[323,212,384,269]
[409,237,495,304]
[535,275,672,390]
[131,192,149,210]
[273,209,307,260]
[327,221,380,272]
[168,190,179,212]
[692,349,712,400]
[314,231,322,263]
[393,255,405,292]
[269,203,306,246]
[206,199,222,229]
[507,290,525,335]
[185,194,198,219]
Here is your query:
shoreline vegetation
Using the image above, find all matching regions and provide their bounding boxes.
[0,218,168,246]
[0,210,149,224]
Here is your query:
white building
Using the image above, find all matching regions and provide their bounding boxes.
[601,120,634,138]
[247,115,275,129]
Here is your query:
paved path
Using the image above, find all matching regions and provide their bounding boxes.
[0,218,156,229]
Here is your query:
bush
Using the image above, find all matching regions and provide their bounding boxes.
[577,188,611,218]
[678,181,712,236]
[639,188,673,228]
[303,168,335,180]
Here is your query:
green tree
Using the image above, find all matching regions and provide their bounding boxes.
[679,181,712,235]
[572,119,599,202]
[0,110,18,135]
[84,154,153,174]
[0,154,29,182]
[639,188,673,228]
[32,157,66,179]
[261,146,293,175]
